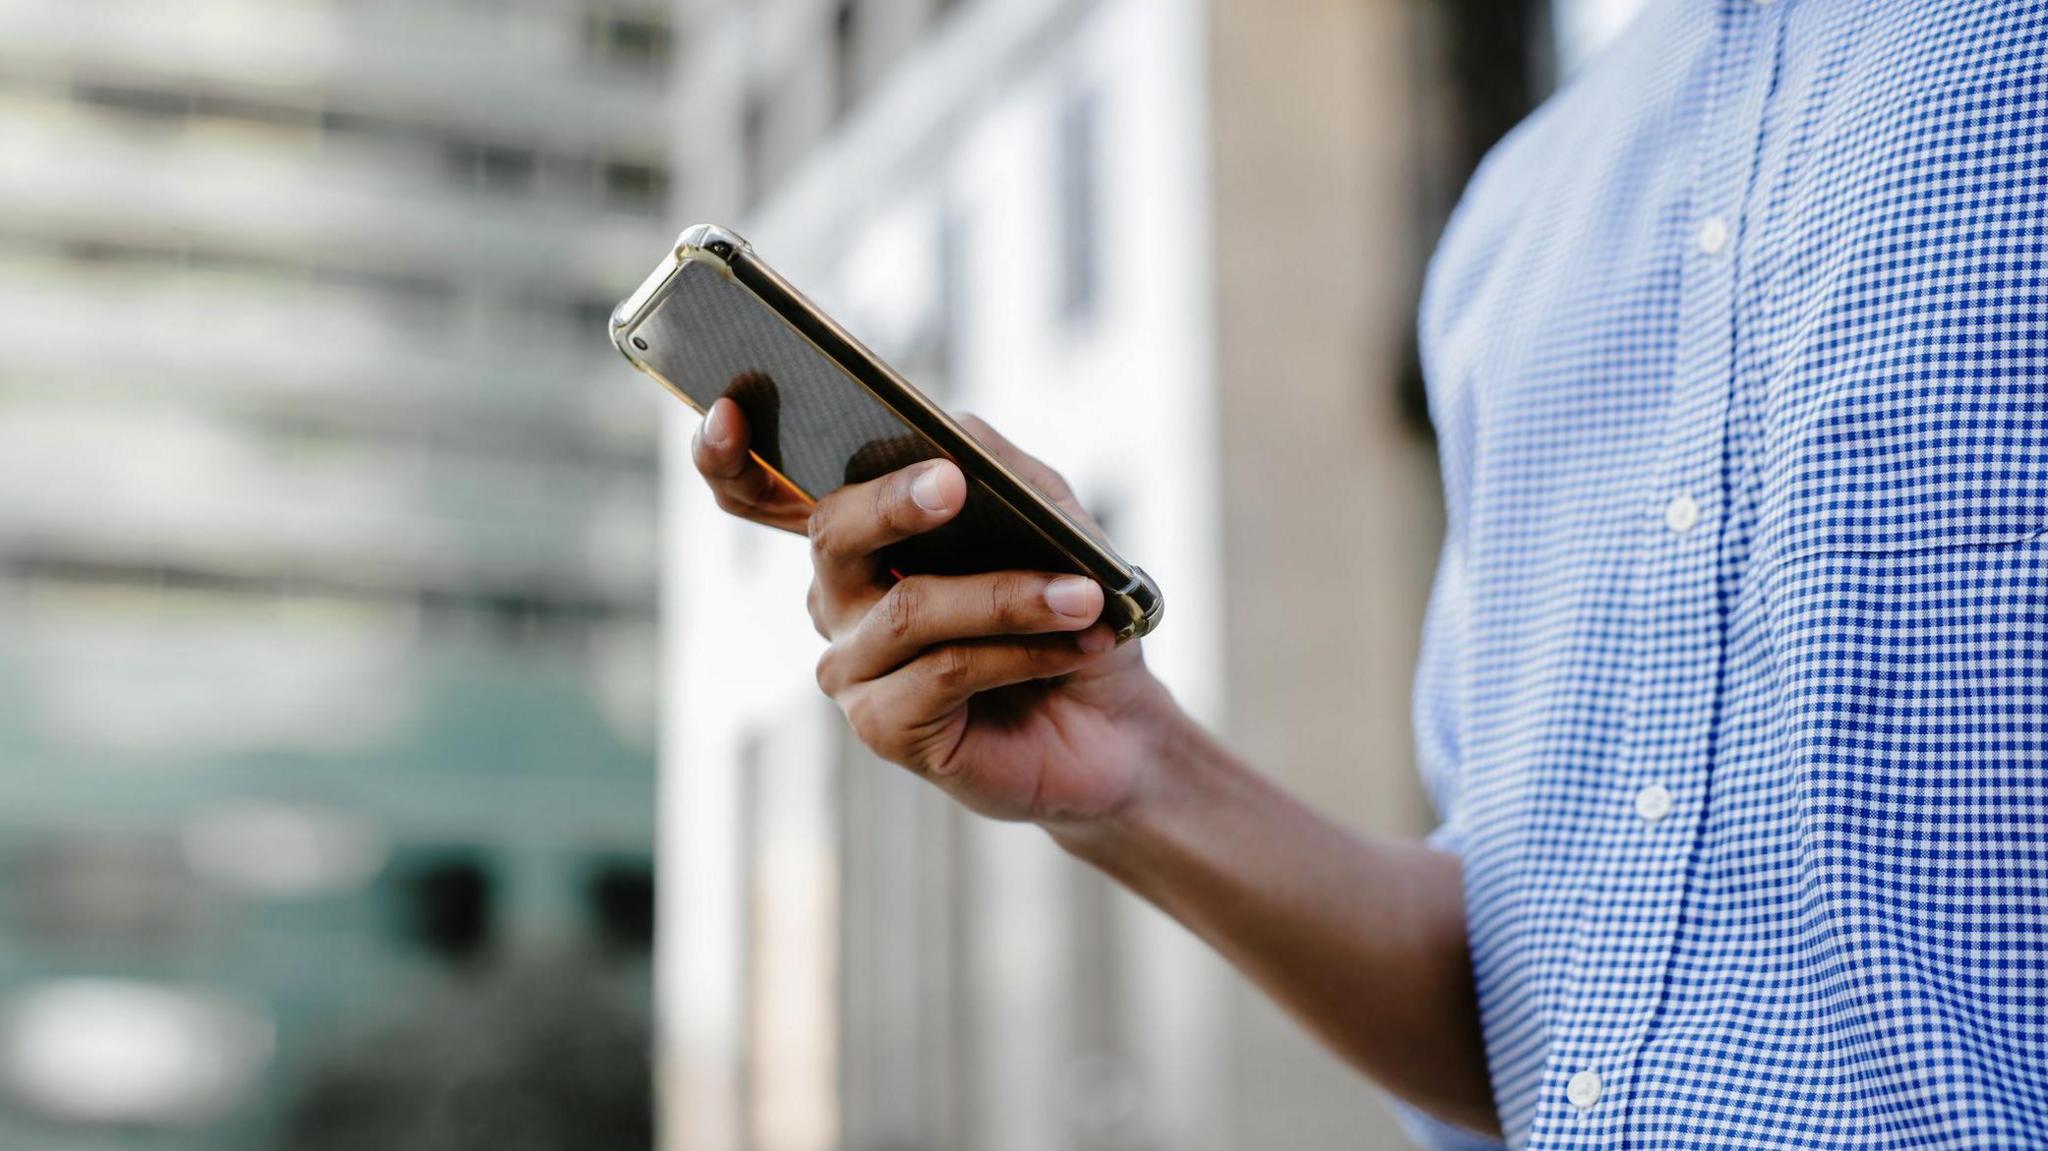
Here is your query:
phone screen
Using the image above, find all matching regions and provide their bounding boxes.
[630,259,1083,581]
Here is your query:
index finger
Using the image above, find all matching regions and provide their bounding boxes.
[954,414,1104,538]
[807,458,967,594]
[691,398,812,533]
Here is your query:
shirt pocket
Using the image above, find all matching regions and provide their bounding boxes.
[1758,369,2048,567]
[1759,364,2048,810]
[1763,535,2048,1073]
[1758,373,2048,1060]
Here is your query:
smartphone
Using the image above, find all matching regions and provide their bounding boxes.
[610,224,1164,641]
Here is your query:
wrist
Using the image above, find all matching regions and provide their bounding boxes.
[1044,689,1235,871]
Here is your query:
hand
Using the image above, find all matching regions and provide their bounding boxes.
[690,397,1180,825]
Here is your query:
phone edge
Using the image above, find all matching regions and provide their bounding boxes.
[610,226,1164,641]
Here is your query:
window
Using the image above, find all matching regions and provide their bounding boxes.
[75,77,311,136]
[1055,83,1101,324]
[902,207,968,400]
[935,206,967,390]
[476,144,538,194]
[71,79,189,123]
[588,9,675,74]
[740,89,773,208]
[398,853,495,963]
[1398,0,1554,433]
[833,0,865,123]
[602,158,670,212]
[587,860,655,956]
[444,138,538,195]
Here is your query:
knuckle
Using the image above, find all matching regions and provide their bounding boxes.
[1026,639,1074,674]
[813,646,840,694]
[1026,461,1074,501]
[843,692,902,760]
[806,581,832,638]
[877,472,916,531]
[741,467,786,507]
[988,573,1039,628]
[878,579,923,641]
[805,505,839,558]
[928,644,975,692]
[840,690,878,743]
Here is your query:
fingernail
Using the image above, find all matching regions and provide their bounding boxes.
[1078,627,1116,654]
[911,463,951,512]
[703,402,733,448]
[1045,576,1099,620]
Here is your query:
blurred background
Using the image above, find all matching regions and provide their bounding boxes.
[0,0,1643,1149]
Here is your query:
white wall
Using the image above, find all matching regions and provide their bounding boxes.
[659,0,1233,1147]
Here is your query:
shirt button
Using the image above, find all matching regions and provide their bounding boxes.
[1566,1069,1603,1111]
[1635,783,1674,824]
[1664,493,1701,534]
[1695,215,1732,255]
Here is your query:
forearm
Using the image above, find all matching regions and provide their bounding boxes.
[1047,710,1498,1137]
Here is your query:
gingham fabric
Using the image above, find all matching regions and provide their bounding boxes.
[1404,2,2048,1148]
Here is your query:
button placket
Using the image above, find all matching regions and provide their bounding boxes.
[1695,216,1732,255]
[1635,784,1675,824]
[1665,494,1703,535]
[1528,5,1790,1145]
[1567,1069,1604,1111]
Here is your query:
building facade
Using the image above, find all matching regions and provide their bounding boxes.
[660,1,1471,1148]
[664,1,1230,1148]
[659,1,1646,1147]
[0,1,672,1145]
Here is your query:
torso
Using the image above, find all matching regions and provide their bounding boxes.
[1419,3,2048,1145]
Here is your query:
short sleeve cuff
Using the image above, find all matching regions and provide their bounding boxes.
[1385,1098,1507,1151]
[1387,821,1500,1149]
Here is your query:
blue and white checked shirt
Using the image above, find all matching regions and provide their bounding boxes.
[1408,2,2048,1147]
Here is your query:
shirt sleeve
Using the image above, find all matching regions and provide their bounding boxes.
[1412,520,1472,856]
[1387,1101,1509,1151]
[1383,516,1505,1151]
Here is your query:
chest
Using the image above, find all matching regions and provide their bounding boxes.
[1426,0,2048,575]
[1430,13,2048,1145]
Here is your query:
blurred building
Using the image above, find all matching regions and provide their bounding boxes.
[0,1,671,1146]
[659,0,1651,1149]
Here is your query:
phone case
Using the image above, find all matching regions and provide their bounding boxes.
[610,224,1164,641]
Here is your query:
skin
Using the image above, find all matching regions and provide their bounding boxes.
[691,396,1499,1136]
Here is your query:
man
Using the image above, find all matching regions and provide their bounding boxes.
[691,2,2048,1146]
